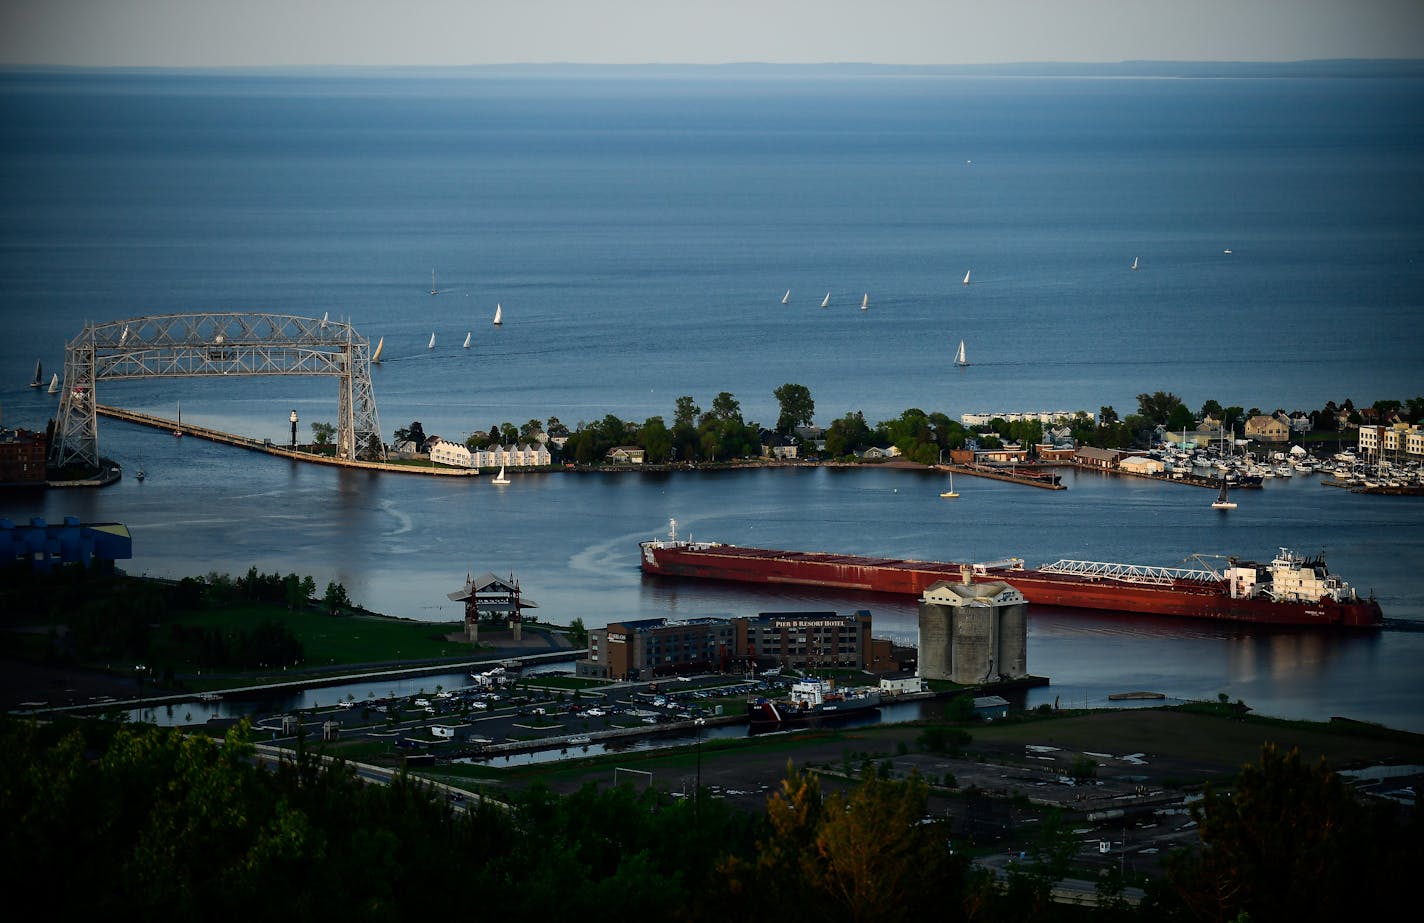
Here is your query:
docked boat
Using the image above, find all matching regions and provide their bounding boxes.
[638,525,1382,627]
[748,678,881,730]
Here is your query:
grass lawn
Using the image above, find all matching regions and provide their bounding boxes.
[150,605,470,671]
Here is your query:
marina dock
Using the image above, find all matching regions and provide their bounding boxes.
[940,463,1066,489]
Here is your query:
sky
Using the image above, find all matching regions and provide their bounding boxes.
[1,0,1422,68]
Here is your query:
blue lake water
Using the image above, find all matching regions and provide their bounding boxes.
[2,69,1422,730]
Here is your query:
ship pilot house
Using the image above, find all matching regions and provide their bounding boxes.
[448,573,537,642]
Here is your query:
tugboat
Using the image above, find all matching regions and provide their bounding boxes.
[748,678,881,731]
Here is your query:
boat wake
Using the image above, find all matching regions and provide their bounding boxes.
[380,499,414,536]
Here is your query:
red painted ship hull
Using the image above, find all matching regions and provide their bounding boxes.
[639,542,1383,628]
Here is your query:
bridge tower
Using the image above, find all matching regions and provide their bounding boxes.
[48,313,385,472]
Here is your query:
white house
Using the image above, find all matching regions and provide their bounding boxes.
[429,438,473,468]
[472,443,551,469]
[607,446,645,464]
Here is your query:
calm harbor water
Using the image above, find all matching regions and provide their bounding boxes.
[2,69,1422,731]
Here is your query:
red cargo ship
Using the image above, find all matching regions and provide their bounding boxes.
[638,521,1382,628]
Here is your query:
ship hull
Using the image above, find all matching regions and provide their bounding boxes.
[748,693,882,730]
[641,543,1382,628]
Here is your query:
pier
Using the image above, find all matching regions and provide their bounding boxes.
[940,463,1066,490]
[96,405,479,476]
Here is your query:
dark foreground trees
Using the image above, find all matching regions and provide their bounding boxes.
[7,722,1412,921]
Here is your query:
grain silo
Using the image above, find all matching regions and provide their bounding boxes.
[918,569,1027,684]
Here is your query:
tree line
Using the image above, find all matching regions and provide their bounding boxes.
[393,386,1424,468]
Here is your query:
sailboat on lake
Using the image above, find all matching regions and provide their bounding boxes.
[781,289,790,305]
[1131,257,1139,271]
[428,332,436,349]
[861,294,869,311]
[940,472,959,498]
[371,337,384,363]
[1211,478,1237,510]
[173,401,183,437]
[963,270,971,285]
[491,464,510,485]
[430,269,440,295]
[820,292,830,308]
[462,332,472,349]
[136,450,146,482]
[28,359,42,388]
[493,304,503,326]
[954,339,969,368]
[47,373,59,394]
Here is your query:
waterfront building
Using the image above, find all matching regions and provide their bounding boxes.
[605,446,645,464]
[1118,455,1166,476]
[582,616,737,680]
[0,427,48,485]
[960,410,1088,426]
[1244,414,1290,442]
[918,575,1028,685]
[1074,446,1123,470]
[578,609,876,680]
[1,515,132,573]
[428,438,472,468]
[1358,423,1423,459]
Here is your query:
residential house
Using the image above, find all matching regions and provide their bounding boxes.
[606,446,645,465]
[1244,414,1289,443]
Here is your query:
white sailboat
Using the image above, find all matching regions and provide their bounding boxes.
[320,310,329,328]
[173,401,183,438]
[371,336,384,363]
[1211,479,1237,510]
[491,464,510,485]
[939,472,958,498]
[430,268,439,295]
[428,332,436,349]
[47,373,59,394]
[28,359,42,388]
[861,294,869,311]
[462,332,472,349]
[954,339,969,367]
[820,292,830,308]
[962,270,971,285]
[493,304,503,326]
[1131,257,1139,271]
[781,289,790,305]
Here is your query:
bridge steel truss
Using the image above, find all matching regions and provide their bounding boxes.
[49,313,385,470]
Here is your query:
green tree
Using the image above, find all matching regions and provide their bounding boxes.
[1167,744,1412,923]
[709,391,742,424]
[824,411,871,458]
[324,581,350,615]
[1199,399,1224,420]
[310,421,336,445]
[674,395,701,429]
[773,383,815,435]
[1136,390,1184,424]
[1167,403,1196,433]
[637,416,673,464]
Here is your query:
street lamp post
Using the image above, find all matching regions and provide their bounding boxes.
[290,410,298,450]
[694,717,706,823]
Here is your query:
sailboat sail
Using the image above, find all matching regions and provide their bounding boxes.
[493,304,503,326]
[371,337,384,363]
[861,294,868,311]
[462,332,472,349]
[781,289,790,305]
[428,332,436,349]
[47,373,59,394]
[963,270,971,285]
[29,359,42,387]
[955,339,969,367]
[430,269,438,295]
[820,292,830,308]
[1131,257,1139,271]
